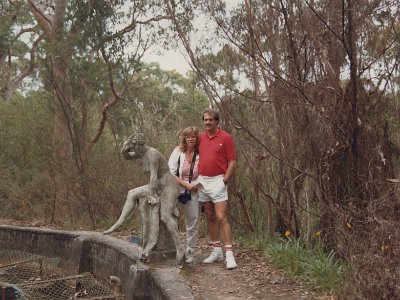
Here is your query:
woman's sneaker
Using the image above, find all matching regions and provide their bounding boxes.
[202,248,224,263]
[225,251,237,269]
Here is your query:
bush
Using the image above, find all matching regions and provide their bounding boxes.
[243,235,346,295]
[341,220,400,299]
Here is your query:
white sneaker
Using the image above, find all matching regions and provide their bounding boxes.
[225,252,237,269]
[185,248,194,263]
[202,248,224,264]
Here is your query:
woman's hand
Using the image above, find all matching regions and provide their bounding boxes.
[186,183,197,192]
[186,182,194,191]
[186,182,202,192]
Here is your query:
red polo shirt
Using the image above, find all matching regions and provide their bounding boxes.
[199,129,236,176]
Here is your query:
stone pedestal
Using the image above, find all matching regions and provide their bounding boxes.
[147,221,177,262]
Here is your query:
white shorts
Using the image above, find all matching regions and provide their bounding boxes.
[198,175,228,203]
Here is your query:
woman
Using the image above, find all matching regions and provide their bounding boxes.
[168,126,201,263]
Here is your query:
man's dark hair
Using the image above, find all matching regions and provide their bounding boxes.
[202,108,220,125]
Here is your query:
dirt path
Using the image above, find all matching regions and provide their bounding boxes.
[146,233,322,300]
[179,239,315,300]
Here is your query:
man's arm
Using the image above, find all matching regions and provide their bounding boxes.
[223,160,237,184]
[224,132,237,184]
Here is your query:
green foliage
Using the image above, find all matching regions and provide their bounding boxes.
[0,92,53,169]
[0,57,209,226]
[114,62,208,146]
[338,218,400,299]
[0,92,54,221]
[1,2,399,297]
[242,235,346,295]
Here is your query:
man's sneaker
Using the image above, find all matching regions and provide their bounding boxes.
[185,248,194,263]
[203,248,224,264]
[225,251,238,269]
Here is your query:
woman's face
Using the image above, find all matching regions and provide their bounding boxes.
[185,134,197,149]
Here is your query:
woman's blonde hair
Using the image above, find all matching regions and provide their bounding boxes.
[179,126,200,153]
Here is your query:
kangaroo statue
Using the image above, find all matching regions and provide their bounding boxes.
[103,133,184,264]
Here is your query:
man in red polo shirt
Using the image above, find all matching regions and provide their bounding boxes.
[198,108,237,269]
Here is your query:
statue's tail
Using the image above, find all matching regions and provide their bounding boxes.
[103,224,118,235]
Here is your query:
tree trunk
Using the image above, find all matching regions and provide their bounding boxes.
[27,0,95,226]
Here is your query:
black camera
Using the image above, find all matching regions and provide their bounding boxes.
[177,191,191,204]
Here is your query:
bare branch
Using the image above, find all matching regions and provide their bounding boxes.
[117,14,172,35]
[26,0,53,38]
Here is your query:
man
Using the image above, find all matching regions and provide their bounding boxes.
[198,109,238,269]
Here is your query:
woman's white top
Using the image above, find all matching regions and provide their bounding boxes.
[168,147,200,192]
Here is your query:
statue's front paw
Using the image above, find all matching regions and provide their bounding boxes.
[148,196,159,206]
[140,252,149,262]
[139,248,150,262]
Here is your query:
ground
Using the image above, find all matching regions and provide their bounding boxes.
[180,237,316,300]
[117,230,327,300]
[0,218,331,300]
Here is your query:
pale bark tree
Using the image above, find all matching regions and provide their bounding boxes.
[0,32,42,102]
[0,3,40,102]
[23,0,177,226]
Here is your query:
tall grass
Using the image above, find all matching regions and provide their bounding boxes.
[242,235,346,295]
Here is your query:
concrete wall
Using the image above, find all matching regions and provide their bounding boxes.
[0,225,194,300]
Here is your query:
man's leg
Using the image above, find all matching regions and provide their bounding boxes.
[215,200,237,269]
[202,201,224,263]
[214,201,231,244]
[203,201,219,241]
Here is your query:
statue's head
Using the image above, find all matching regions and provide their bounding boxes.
[121,133,146,160]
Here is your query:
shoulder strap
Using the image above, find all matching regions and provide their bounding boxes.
[175,155,181,177]
[188,150,197,183]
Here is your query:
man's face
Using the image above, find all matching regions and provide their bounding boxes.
[203,113,218,133]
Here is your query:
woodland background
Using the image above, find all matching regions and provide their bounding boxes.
[1,1,400,298]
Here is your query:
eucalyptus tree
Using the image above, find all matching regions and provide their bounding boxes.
[110,62,208,152]
[165,0,400,244]
[1,0,200,226]
[0,1,41,102]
